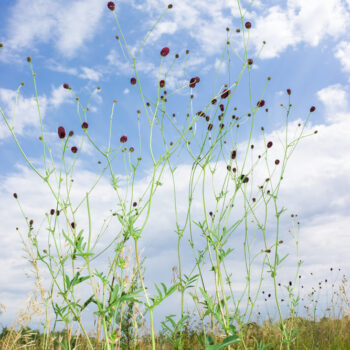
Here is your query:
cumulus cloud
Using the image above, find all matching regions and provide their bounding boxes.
[0,84,75,140]
[5,0,105,58]
[0,88,47,139]
[335,41,350,73]
[125,0,350,61]
[251,0,350,58]
[317,84,350,123]
[50,84,73,108]
[79,67,102,82]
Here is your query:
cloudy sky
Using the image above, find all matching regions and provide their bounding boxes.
[1,0,350,332]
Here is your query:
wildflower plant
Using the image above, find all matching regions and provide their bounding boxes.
[0,1,320,349]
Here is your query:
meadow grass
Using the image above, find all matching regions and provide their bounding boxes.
[0,1,332,349]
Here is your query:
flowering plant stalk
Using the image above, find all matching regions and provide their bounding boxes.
[0,1,319,349]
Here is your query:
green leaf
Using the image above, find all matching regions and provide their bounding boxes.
[205,335,241,350]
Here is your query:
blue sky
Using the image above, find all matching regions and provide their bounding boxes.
[1,0,350,332]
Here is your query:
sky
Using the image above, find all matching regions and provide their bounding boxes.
[1,0,350,334]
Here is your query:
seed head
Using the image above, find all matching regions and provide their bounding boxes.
[81,122,88,129]
[245,21,252,29]
[241,174,249,183]
[160,47,170,57]
[267,141,273,148]
[27,56,32,62]
[120,135,127,143]
[71,146,78,153]
[71,222,75,229]
[220,104,224,112]
[130,77,137,85]
[208,124,213,131]
[56,210,60,216]
[287,88,291,95]
[107,2,115,11]
[58,126,66,139]
[231,150,237,159]
[0,43,3,48]
[221,88,230,99]
[247,58,253,65]
[211,98,217,105]
[310,106,316,112]
[186,49,190,54]
[189,77,197,88]
[133,202,137,207]
[68,130,74,137]
[13,193,18,199]
[63,83,70,89]
[168,4,173,8]
[257,100,265,107]
[129,147,134,152]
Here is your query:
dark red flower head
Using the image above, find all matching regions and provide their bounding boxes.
[241,174,249,183]
[69,130,74,137]
[257,99,265,107]
[58,126,66,139]
[248,58,253,65]
[275,159,280,165]
[13,193,18,199]
[71,146,78,153]
[159,80,165,88]
[130,77,137,85]
[231,150,237,159]
[160,47,170,57]
[208,124,213,131]
[310,106,316,112]
[195,76,200,83]
[286,88,291,95]
[221,89,230,99]
[211,98,217,105]
[189,77,197,88]
[267,141,273,148]
[107,2,115,11]
[220,104,224,112]
[81,122,88,129]
[120,135,127,143]
[245,21,252,29]
[63,83,70,89]
[50,209,55,215]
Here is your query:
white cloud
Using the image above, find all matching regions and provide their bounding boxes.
[46,60,79,76]
[317,84,350,123]
[0,88,47,139]
[79,67,102,82]
[5,0,105,58]
[50,85,73,108]
[125,0,350,61]
[251,0,350,59]
[335,41,350,72]
[123,88,130,94]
